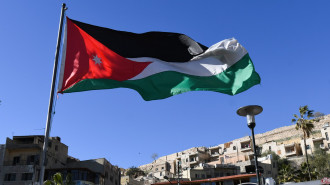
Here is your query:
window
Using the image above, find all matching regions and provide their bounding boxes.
[13,156,20,165]
[4,173,16,181]
[155,168,158,171]
[21,173,33,181]
[326,132,329,141]
[161,167,164,170]
[55,145,58,151]
[328,143,330,148]
[27,155,35,165]
[201,174,205,178]
[27,155,39,165]
[48,141,52,148]
[233,146,236,150]
[160,172,162,176]
[273,162,276,168]
[269,146,271,150]
[195,174,198,178]
[306,145,310,149]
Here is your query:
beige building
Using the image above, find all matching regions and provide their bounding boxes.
[121,176,144,185]
[139,115,330,182]
[181,163,240,180]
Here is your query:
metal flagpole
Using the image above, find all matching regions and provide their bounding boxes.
[39,3,67,185]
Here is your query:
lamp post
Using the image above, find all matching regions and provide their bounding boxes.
[237,105,263,185]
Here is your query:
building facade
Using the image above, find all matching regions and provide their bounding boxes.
[0,135,120,185]
[139,115,330,181]
[0,135,68,185]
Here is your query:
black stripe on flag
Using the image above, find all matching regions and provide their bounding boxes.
[70,18,208,62]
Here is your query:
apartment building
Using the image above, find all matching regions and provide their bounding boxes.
[182,163,240,180]
[46,158,121,185]
[139,115,330,182]
[0,135,68,185]
[0,135,120,185]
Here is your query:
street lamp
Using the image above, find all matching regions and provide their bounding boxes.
[237,105,263,185]
[164,176,173,185]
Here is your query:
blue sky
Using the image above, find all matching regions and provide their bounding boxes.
[0,1,329,169]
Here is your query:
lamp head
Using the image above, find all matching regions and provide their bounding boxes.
[237,105,263,128]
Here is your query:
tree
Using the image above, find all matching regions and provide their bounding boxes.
[291,105,319,181]
[151,153,158,161]
[44,172,74,185]
[126,166,145,178]
[296,162,318,182]
[310,148,330,178]
[277,164,297,183]
[261,150,289,169]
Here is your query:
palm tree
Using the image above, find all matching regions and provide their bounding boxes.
[277,164,297,183]
[44,172,74,185]
[291,105,318,181]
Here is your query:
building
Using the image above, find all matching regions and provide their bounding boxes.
[121,175,144,185]
[139,115,330,182]
[0,135,68,185]
[152,173,258,185]
[0,144,6,185]
[0,135,120,185]
[46,158,121,185]
[181,163,240,181]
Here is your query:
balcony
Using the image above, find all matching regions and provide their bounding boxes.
[2,164,35,173]
[4,160,39,166]
[211,153,220,157]
[6,143,42,150]
[189,160,198,164]
[312,137,324,142]
[240,144,252,152]
[285,150,297,157]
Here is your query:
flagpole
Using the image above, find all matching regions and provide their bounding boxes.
[39,3,67,185]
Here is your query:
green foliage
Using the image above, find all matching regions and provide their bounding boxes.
[291,105,319,181]
[277,164,297,183]
[296,162,318,182]
[292,105,317,138]
[261,150,280,160]
[44,172,74,185]
[126,166,145,178]
[151,153,158,161]
[310,148,330,178]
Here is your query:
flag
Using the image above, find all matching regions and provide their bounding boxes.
[58,17,260,101]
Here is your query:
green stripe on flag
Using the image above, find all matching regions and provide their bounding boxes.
[62,54,260,101]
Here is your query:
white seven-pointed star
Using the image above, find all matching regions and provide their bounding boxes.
[92,55,102,65]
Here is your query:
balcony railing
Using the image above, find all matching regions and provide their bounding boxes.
[3,160,39,166]
[285,151,297,157]
[241,146,252,152]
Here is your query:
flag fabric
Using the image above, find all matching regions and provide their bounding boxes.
[58,17,260,101]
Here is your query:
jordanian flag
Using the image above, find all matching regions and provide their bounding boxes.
[58,17,260,101]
